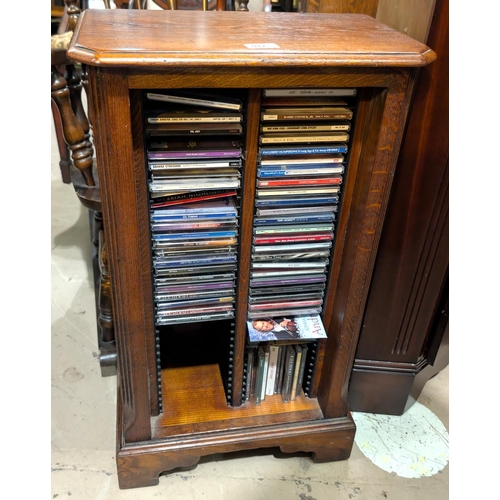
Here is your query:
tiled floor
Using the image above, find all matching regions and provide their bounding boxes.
[51,118,449,499]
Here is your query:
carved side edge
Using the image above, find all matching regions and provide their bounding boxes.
[89,66,152,442]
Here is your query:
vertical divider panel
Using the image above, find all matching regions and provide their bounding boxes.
[129,89,161,417]
[232,88,262,407]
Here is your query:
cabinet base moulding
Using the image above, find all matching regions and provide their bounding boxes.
[349,343,449,416]
[116,392,355,490]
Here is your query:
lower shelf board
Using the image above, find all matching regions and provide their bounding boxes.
[151,363,324,439]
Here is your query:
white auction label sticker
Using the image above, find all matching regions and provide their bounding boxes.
[244,43,280,49]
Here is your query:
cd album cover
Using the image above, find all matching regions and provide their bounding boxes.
[247,314,327,342]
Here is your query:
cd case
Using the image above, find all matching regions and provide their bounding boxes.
[247,314,328,342]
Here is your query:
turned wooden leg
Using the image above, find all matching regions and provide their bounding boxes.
[98,277,114,345]
[51,100,72,183]
[93,211,103,247]
[98,230,115,347]
[97,229,116,371]
[65,64,92,153]
[64,0,82,31]
[237,0,249,11]
[51,66,95,187]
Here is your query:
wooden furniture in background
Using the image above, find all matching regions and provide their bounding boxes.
[67,9,435,488]
[51,0,85,184]
[305,0,448,416]
[269,0,294,12]
[151,0,231,10]
[52,0,66,34]
[348,0,449,415]
[306,0,436,43]
[306,0,379,16]
[375,0,437,44]
[51,58,117,373]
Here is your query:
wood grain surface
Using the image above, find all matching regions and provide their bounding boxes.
[152,364,324,438]
[68,10,435,67]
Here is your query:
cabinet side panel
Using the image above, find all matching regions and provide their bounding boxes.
[89,67,153,442]
[318,71,417,419]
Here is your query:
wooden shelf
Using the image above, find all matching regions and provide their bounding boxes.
[152,364,323,439]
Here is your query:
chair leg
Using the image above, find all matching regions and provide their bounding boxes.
[92,211,103,247]
[51,99,72,184]
[98,228,117,373]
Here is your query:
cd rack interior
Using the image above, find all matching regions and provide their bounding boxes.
[242,90,359,405]
[68,9,436,489]
[143,88,359,411]
[144,88,248,406]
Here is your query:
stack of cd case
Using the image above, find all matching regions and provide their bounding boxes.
[144,90,245,325]
[248,88,357,319]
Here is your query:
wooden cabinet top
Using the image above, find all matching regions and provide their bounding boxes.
[67,10,435,68]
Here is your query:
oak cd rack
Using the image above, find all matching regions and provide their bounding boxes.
[68,10,435,489]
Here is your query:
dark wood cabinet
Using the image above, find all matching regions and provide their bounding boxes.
[68,10,434,489]
[348,0,449,415]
